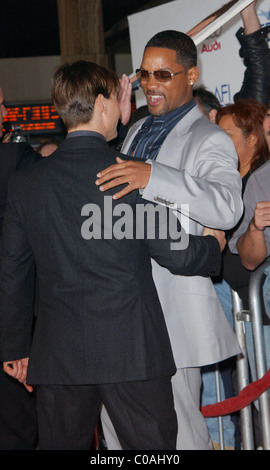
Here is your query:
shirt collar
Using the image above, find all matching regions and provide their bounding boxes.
[142,98,196,129]
[66,130,106,141]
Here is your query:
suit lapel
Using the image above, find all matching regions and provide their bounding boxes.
[121,118,145,155]
[122,105,202,164]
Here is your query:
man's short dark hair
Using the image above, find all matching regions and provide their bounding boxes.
[145,30,197,70]
[193,86,221,116]
[51,61,119,130]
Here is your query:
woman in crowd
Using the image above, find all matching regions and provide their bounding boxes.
[217,99,269,187]
[202,98,269,449]
[215,98,269,342]
[207,99,270,330]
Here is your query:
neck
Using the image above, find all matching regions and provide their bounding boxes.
[239,158,251,178]
[68,123,115,141]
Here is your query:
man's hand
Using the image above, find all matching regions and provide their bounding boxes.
[3,357,33,392]
[96,157,151,199]
[2,132,12,143]
[252,201,270,231]
[203,227,226,252]
[118,74,132,126]
[236,201,270,270]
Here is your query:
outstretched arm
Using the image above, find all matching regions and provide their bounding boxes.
[142,202,223,278]
[96,130,243,231]
[240,1,260,34]
[96,156,151,199]
[234,0,270,106]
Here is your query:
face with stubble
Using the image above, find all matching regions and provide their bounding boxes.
[139,47,198,117]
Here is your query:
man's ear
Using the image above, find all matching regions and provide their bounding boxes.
[188,66,199,86]
[96,94,107,113]
[208,109,218,123]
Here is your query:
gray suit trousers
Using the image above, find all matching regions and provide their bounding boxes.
[101,368,213,450]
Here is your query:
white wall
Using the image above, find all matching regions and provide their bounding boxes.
[0,53,133,105]
[0,56,62,104]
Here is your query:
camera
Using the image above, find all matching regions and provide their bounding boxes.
[10,125,29,143]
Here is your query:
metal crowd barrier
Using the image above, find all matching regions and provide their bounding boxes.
[231,258,270,450]
[231,289,254,450]
[248,259,270,449]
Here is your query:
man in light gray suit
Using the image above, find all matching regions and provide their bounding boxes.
[96,30,243,450]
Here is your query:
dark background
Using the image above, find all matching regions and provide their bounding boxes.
[0,0,162,59]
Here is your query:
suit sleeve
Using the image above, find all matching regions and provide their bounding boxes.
[140,197,221,277]
[141,130,243,231]
[0,179,35,362]
[15,142,41,170]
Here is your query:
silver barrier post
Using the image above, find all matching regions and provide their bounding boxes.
[249,260,270,450]
[231,289,255,450]
[215,364,225,450]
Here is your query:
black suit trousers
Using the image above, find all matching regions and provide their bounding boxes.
[36,376,177,450]
[0,367,37,449]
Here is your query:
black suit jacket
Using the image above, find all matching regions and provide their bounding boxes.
[0,135,220,385]
[0,142,39,236]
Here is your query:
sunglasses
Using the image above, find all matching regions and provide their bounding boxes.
[136,68,185,82]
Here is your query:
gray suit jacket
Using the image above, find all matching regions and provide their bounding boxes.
[121,105,243,367]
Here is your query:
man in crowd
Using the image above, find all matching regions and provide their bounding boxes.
[97,29,243,450]
[0,85,38,450]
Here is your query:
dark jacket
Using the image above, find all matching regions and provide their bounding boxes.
[234,25,270,106]
[0,135,221,385]
[0,142,39,236]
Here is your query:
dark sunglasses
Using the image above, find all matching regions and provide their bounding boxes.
[136,68,185,82]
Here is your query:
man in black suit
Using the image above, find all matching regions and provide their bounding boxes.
[0,61,223,450]
[0,86,39,449]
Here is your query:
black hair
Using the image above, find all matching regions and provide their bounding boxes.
[145,30,197,69]
[193,86,220,115]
